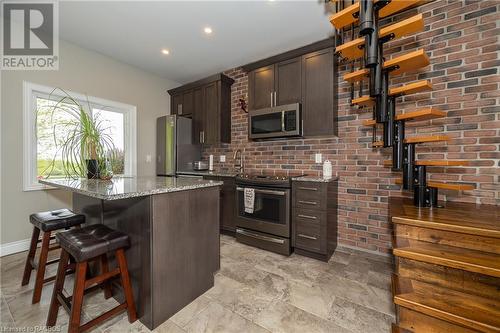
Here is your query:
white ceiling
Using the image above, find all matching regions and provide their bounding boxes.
[59,1,334,84]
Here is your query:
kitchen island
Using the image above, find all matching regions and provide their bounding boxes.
[40,176,222,330]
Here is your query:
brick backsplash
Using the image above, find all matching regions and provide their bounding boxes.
[202,0,499,254]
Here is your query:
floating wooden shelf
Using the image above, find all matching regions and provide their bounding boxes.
[394,178,474,191]
[344,68,370,83]
[392,274,500,332]
[363,119,377,126]
[384,160,469,167]
[396,108,446,122]
[343,50,430,83]
[372,141,384,148]
[352,95,375,107]
[390,80,433,97]
[336,14,424,60]
[330,0,421,30]
[404,135,450,144]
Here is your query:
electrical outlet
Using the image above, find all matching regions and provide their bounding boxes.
[146,155,152,163]
[220,155,226,162]
[315,153,322,164]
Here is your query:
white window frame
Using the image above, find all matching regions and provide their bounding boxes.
[23,81,137,191]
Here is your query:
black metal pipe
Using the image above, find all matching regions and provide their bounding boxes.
[403,143,415,191]
[359,0,374,36]
[392,120,405,170]
[376,71,389,121]
[413,186,428,207]
[383,97,395,147]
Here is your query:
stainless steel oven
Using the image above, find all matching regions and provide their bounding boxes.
[248,103,302,140]
[235,174,292,255]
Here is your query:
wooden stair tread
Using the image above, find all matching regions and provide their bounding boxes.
[383,160,469,166]
[352,95,375,107]
[396,108,446,122]
[372,141,384,148]
[330,0,421,30]
[390,80,433,97]
[393,274,500,332]
[391,324,414,333]
[390,197,500,239]
[344,50,430,83]
[394,178,474,191]
[404,135,450,144]
[344,69,370,83]
[336,14,424,60]
[393,238,500,277]
[362,108,446,127]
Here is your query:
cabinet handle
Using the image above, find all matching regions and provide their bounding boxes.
[298,200,318,206]
[270,92,273,107]
[199,132,203,143]
[178,104,183,115]
[202,131,205,143]
[298,187,318,191]
[274,91,277,106]
[297,214,317,220]
[298,234,317,240]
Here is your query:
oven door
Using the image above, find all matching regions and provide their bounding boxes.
[236,186,290,238]
[249,103,302,140]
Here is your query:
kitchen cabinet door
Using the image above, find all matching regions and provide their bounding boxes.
[275,57,302,106]
[203,82,219,144]
[181,90,194,116]
[192,87,204,143]
[248,65,274,110]
[171,93,183,115]
[301,48,334,137]
[203,176,236,233]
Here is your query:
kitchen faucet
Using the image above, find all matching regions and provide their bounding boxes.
[233,149,244,175]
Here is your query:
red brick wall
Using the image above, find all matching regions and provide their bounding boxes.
[203,0,499,254]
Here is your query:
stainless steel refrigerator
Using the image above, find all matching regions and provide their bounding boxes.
[156,115,201,176]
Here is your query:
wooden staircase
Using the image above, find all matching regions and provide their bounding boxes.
[330,0,474,207]
[390,198,500,332]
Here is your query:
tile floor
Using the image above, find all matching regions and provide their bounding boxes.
[0,235,394,332]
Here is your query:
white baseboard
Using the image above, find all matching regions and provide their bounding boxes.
[0,238,31,257]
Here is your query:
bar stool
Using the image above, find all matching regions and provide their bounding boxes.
[22,209,85,304]
[47,224,137,333]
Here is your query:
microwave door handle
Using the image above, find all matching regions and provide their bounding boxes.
[281,111,285,132]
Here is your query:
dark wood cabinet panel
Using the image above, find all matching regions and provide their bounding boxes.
[203,82,219,145]
[275,57,302,106]
[248,65,274,110]
[168,73,234,144]
[181,90,194,116]
[171,94,182,115]
[192,87,203,143]
[301,48,335,137]
[203,176,236,233]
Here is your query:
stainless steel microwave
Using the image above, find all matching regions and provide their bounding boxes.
[248,103,302,140]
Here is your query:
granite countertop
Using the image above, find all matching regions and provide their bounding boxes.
[39,176,223,200]
[177,170,238,177]
[291,175,339,183]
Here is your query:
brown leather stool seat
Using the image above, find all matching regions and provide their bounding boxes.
[30,209,85,232]
[56,224,129,262]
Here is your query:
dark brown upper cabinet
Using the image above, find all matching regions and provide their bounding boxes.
[248,57,301,111]
[168,73,234,144]
[245,41,336,138]
[302,48,335,137]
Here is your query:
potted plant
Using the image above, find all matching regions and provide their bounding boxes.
[38,88,117,180]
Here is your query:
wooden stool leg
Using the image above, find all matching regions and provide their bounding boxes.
[116,249,137,323]
[68,262,87,333]
[21,226,40,286]
[47,249,70,327]
[32,231,50,304]
[100,254,113,299]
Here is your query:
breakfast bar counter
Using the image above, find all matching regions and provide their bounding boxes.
[40,176,223,330]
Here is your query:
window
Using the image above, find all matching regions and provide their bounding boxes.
[23,82,137,191]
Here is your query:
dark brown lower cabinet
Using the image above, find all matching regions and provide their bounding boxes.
[292,179,338,261]
[204,176,236,233]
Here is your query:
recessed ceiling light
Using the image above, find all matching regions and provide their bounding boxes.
[161,49,170,55]
[204,27,213,34]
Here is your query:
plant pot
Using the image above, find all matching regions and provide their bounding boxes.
[86,159,99,179]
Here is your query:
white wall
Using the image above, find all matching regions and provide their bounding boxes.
[0,40,179,248]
